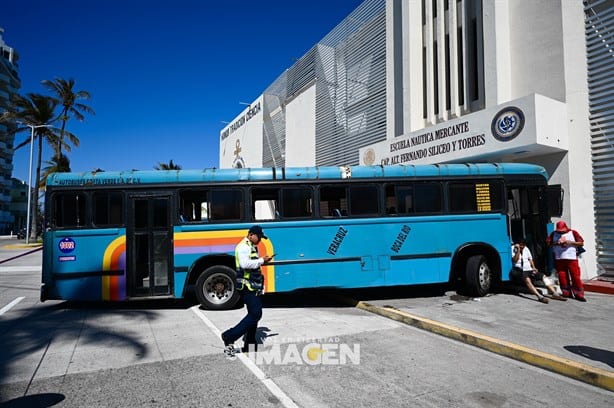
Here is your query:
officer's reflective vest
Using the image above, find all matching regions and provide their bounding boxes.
[235,237,263,291]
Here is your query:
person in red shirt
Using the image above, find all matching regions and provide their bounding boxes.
[546,220,586,301]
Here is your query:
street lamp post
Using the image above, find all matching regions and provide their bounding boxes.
[23,123,50,245]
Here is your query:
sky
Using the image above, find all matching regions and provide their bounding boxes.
[2,0,364,182]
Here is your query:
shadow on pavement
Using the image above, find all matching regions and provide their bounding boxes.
[257,283,452,309]
[0,301,166,401]
[0,392,65,407]
[564,345,614,369]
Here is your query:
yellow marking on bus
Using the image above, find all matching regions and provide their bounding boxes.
[173,229,276,292]
[101,236,126,301]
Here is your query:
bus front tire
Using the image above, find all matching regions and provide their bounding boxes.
[195,265,240,310]
[464,255,492,297]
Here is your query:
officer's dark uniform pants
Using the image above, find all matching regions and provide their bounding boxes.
[222,290,262,347]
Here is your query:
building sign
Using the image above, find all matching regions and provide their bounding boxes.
[380,121,484,165]
[363,119,487,165]
[221,102,262,141]
[359,94,568,166]
[219,96,266,169]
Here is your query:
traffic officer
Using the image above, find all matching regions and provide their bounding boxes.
[221,225,273,356]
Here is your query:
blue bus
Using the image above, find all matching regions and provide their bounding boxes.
[42,163,562,309]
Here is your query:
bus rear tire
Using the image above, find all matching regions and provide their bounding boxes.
[195,265,240,310]
[464,255,491,297]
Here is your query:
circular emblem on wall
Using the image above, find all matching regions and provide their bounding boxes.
[363,148,376,165]
[58,237,76,254]
[491,106,525,141]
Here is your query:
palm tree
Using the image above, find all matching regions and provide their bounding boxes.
[154,160,182,170]
[42,77,94,156]
[1,93,61,241]
[40,152,71,189]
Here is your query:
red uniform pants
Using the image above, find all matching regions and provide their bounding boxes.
[555,259,584,298]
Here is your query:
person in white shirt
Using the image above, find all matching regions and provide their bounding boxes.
[546,220,586,301]
[512,238,566,304]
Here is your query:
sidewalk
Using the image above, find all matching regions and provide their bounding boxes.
[341,285,614,392]
[584,275,614,295]
[0,239,43,266]
[0,236,43,250]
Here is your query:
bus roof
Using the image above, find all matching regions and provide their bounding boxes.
[45,163,548,187]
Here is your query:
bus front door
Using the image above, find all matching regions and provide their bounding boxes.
[127,194,174,297]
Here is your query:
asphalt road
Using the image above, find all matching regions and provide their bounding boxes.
[0,239,612,407]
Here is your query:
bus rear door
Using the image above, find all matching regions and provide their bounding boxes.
[127,193,174,297]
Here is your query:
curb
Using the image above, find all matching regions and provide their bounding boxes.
[584,279,614,295]
[0,246,43,264]
[2,243,43,250]
[336,295,614,393]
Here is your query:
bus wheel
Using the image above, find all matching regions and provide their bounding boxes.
[465,255,491,297]
[195,266,240,310]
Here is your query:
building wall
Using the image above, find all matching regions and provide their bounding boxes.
[9,178,27,232]
[285,85,316,166]
[0,28,21,234]
[507,1,566,103]
[219,0,607,279]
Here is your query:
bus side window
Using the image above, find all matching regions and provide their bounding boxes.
[448,181,505,213]
[53,192,87,228]
[319,185,348,218]
[281,187,313,218]
[251,188,279,221]
[414,183,442,213]
[387,184,413,215]
[93,191,124,226]
[449,182,477,212]
[349,185,378,216]
[211,189,243,221]
[179,189,209,222]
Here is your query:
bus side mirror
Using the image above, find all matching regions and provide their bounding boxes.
[546,185,563,218]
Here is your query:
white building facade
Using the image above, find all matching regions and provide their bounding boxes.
[220,0,614,280]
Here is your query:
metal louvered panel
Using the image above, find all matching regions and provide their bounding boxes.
[286,48,317,99]
[260,0,386,168]
[262,83,287,168]
[315,0,387,166]
[263,109,286,168]
[585,0,614,276]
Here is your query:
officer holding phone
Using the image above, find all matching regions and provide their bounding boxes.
[221,225,273,356]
